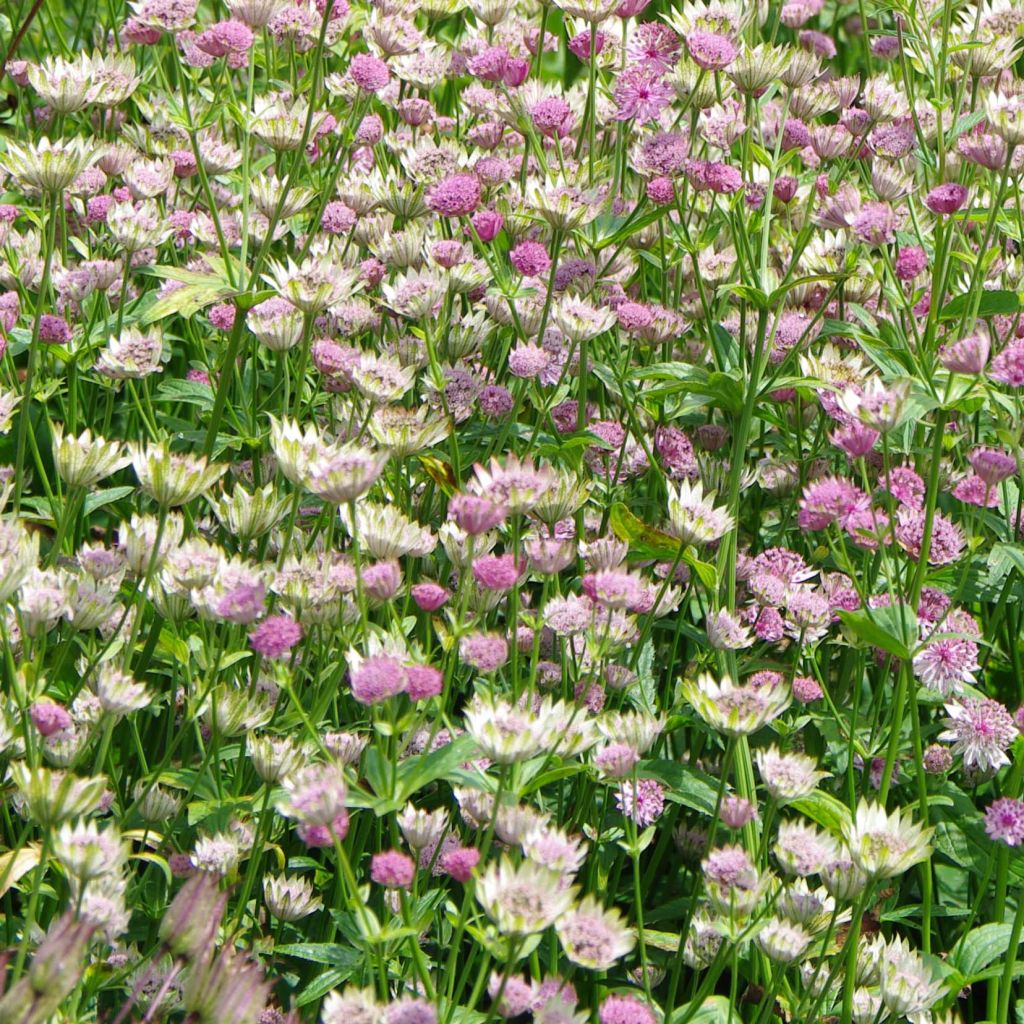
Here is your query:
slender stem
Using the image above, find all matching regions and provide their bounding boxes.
[14,190,59,514]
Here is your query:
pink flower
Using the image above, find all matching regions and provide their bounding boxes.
[985,798,1024,846]
[349,53,390,92]
[406,664,443,700]
[249,615,302,659]
[613,66,673,123]
[472,554,522,591]
[440,846,480,882]
[30,702,72,737]
[410,582,450,611]
[350,655,408,704]
[371,850,416,889]
[991,339,1024,386]
[600,995,657,1024]
[509,241,551,277]
[894,246,927,280]
[471,210,504,241]
[428,174,481,217]
[615,778,665,825]
[685,31,737,70]
[924,183,968,215]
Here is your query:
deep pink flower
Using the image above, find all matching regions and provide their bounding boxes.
[471,210,504,242]
[410,582,450,611]
[371,850,416,889]
[509,241,551,277]
[986,798,1024,846]
[924,183,968,215]
[686,31,737,70]
[895,246,927,280]
[349,53,390,91]
[30,702,72,736]
[428,174,481,217]
[440,846,480,882]
[350,655,408,704]
[249,615,302,659]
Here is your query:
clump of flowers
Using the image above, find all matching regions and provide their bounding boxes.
[0,0,1022,1021]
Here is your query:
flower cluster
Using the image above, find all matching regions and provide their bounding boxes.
[0,0,1023,1021]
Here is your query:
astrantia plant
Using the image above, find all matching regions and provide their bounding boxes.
[3,0,1024,1021]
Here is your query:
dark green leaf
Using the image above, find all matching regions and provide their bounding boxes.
[938,289,1019,322]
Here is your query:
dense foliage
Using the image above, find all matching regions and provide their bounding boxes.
[1,0,1024,1021]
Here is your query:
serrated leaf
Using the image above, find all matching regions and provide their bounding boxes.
[838,605,918,660]
[791,790,852,836]
[952,923,1024,979]
[396,732,477,802]
[155,378,215,411]
[83,486,135,516]
[0,845,42,897]
[275,943,362,967]
[639,759,719,815]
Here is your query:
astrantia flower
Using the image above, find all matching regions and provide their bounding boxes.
[912,632,978,696]
[95,327,165,379]
[264,256,360,314]
[0,137,95,193]
[755,747,829,803]
[52,426,130,489]
[991,338,1024,386]
[702,844,764,917]
[615,778,666,825]
[475,857,575,936]
[666,479,734,546]
[894,507,965,565]
[939,696,1017,771]
[556,897,636,969]
[306,443,389,504]
[347,652,408,704]
[842,801,933,879]
[10,762,107,827]
[774,819,838,876]
[985,797,1024,846]
[469,455,555,515]
[277,762,348,827]
[755,917,813,963]
[682,673,791,736]
[463,692,558,763]
[596,711,664,754]
[879,938,945,1020]
[130,441,227,507]
[264,874,323,922]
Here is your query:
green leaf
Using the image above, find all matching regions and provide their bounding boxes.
[791,790,852,836]
[155,377,215,411]
[682,548,717,590]
[838,605,918,660]
[609,503,681,561]
[631,364,744,414]
[275,943,362,967]
[295,966,359,1007]
[719,283,770,310]
[938,289,1019,322]
[396,732,477,802]
[83,486,135,516]
[639,759,720,816]
[142,283,233,324]
[993,542,1024,577]
[668,995,741,1024]
[952,923,1024,979]
[629,640,657,714]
